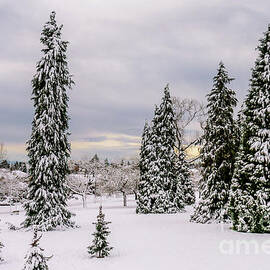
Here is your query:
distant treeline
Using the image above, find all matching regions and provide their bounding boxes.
[0,160,27,172]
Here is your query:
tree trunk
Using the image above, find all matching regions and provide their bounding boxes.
[133,191,137,200]
[82,194,87,208]
[123,192,127,207]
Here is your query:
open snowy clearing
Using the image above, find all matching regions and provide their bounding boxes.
[1,196,269,270]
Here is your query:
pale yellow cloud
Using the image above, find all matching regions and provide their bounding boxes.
[6,143,25,152]
[4,132,141,160]
[71,132,141,151]
[105,133,140,141]
[5,143,27,161]
[5,133,200,162]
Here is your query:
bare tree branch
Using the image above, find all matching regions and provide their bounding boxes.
[172,97,206,151]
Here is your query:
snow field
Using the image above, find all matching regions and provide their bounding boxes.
[1,196,269,270]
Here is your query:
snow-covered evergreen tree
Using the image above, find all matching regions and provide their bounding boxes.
[191,62,238,223]
[88,206,113,258]
[23,230,51,270]
[229,26,270,233]
[91,154,99,163]
[136,121,153,213]
[176,150,195,205]
[150,85,184,213]
[104,158,109,166]
[137,85,194,213]
[23,11,74,231]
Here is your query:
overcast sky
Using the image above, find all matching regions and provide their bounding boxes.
[0,0,269,161]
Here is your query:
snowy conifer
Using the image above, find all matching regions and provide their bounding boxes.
[91,154,99,163]
[191,62,238,223]
[137,85,194,213]
[229,26,270,233]
[150,85,184,213]
[88,206,113,258]
[176,150,195,205]
[136,121,153,213]
[22,230,51,270]
[23,11,74,231]
[104,158,109,166]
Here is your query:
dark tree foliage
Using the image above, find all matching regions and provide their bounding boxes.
[229,26,270,233]
[137,85,190,213]
[24,11,74,231]
[191,62,238,223]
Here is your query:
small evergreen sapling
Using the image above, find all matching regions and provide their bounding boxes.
[23,229,51,270]
[88,206,113,258]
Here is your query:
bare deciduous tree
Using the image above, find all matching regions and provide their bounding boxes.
[100,163,139,207]
[172,97,206,152]
[0,170,28,205]
[67,158,106,207]
[66,173,94,208]
[68,158,139,207]
[0,143,7,161]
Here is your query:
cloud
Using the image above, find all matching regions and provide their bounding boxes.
[4,132,141,161]
[4,143,26,162]
[83,136,107,143]
[70,132,140,160]
[1,0,270,160]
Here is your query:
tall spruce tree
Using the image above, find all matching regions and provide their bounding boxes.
[229,26,270,233]
[191,62,238,223]
[150,85,184,213]
[144,106,164,212]
[23,11,74,231]
[136,121,153,213]
[137,85,194,213]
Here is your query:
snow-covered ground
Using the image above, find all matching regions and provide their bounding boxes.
[0,169,27,180]
[1,196,269,270]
